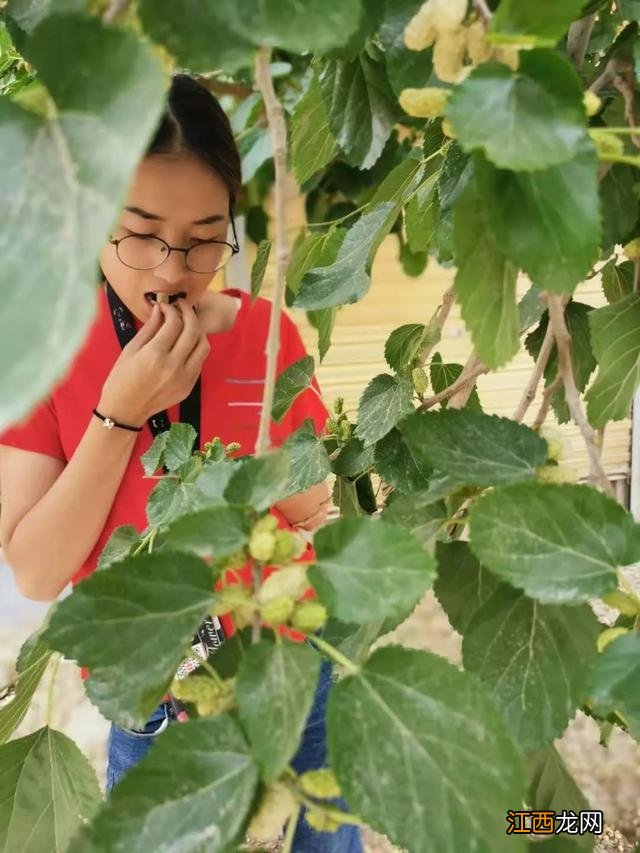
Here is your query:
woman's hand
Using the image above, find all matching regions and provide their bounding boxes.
[98,300,211,427]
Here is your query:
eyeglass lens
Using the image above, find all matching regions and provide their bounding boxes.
[116,236,234,274]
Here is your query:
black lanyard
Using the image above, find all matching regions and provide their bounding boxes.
[105,281,226,675]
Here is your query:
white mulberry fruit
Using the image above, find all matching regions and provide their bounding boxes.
[400,87,450,118]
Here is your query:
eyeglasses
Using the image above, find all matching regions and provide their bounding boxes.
[109,215,240,274]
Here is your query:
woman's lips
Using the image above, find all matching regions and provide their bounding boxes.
[144,292,186,305]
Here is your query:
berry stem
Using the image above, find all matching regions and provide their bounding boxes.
[191,652,225,689]
[282,804,301,853]
[307,634,359,676]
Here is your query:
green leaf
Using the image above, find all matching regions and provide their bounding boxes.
[379,0,433,95]
[70,716,257,852]
[526,302,596,424]
[585,293,640,427]
[216,0,363,53]
[518,285,545,332]
[196,458,237,505]
[475,144,601,294]
[239,127,273,183]
[0,15,165,431]
[0,727,101,851]
[0,639,52,744]
[328,647,526,852]
[429,352,483,411]
[332,475,363,517]
[384,323,426,372]
[236,639,321,782]
[600,164,638,251]
[163,505,251,558]
[462,584,600,750]
[250,239,271,301]
[286,229,344,297]
[140,432,169,477]
[281,418,332,498]
[146,477,208,528]
[290,76,338,184]
[272,355,315,423]
[491,0,585,45]
[223,450,290,512]
[309,516,436,624]
[373,427,432,492]
[453,179,519,370]
[42,552,215,727]
[400,241,428,276]
[142,423,197,475]
[97,525,140,571]
[318,52,398,169]
[601,259,634,304]
[355,373,415,446]
[293,203,396,309]
[447,51,587,171]
[405,176,439,253]
[138,0,254,74]
[307,306,337,361]
[381,492,447,547]
[370,148,424,206]
[433,540,502,635]
[438,143,472,211]
[333,436,375,478]
[468,482,638,604]
[5,0,86,34]
[587,632,640,740]
[399,409,548,487]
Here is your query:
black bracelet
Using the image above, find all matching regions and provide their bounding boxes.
[92,408,143,433]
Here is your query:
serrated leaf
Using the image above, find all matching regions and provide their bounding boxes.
[378,0,433,95]
[0,15,165,431]
[405,175,439,253]
[163,505,251,558]
[601,259,634,304]
[140,432,169,476]
[371,148,424,206]
[139,0,254,74]
[290,76,338,184]
[307,306,337,362]
[293,204,396,310]
[600,164,638,251]
[250,239,271,301]
[373,427,432,492]
[97,525,140,571]
[468,482,639,604]
[475,144,600,294]
[42,552,215,727]
[309,516,436,624]
[328,647,526,852]
[0,727,101,851]
[355,373,415,447]
[491,0,592,45]
[236,639,320,783]
[223,450,290,512]
[380,492,447,547]
[146,477,209,528]
[429,353,483,411]
[433,540,502,636]
[518,285,545,332]
[196,459,237,505]
[587,632,640,740]
[462,583,600,750]
[281,418,332,498]
[399,409,547,487]
[333,436,375,478]
[332,475,363,517]
[453,179,519,370]
[69,716,257,852]
[585,293,640,427]
[525,302,596,424]
[384,323,426,372]
[446,51,587,171]
[272,355,315,423]
[0,639,52,744]
[438,143,472,211]
[318,52,398,170]
[286,229,344,297]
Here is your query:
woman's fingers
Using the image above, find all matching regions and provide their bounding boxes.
[169,299,204,363]
[127,302,163,351]
[148,301,186,352]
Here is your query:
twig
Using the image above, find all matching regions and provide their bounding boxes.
[282,805,301,853]
[307,634,360,676]
[254,46,290,457]
[612,64,640,149]
[473,0,492,22]
[448,353,487,410]
[589,59,619,95]
[196,75,254,100]
[567,14,597,69]
[45,654,61,727]
[532,373,563,430]
[514,321,555,423]
[545,294,614,496]
[419,286,456,367]
[420,357,487,410]
[103,0,130,23]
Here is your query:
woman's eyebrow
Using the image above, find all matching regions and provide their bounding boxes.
[124,206,225,225]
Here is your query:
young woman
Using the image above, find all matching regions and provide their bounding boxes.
[0,74,362,851]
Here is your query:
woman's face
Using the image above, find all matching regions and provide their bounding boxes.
[100,153,232,322]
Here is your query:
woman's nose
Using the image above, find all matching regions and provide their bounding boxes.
[153,248,189,285]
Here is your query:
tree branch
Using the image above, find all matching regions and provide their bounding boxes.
[447,353,486,409]
[103,0,130,23]
[419,286,456,367]
[545,294,614,496]
[196,75,255,101]
[612,64,640,149]
[254,46,290,457]
[567,14,597,69]
[419,358,487,410]
[532,373,563,430]
[473,0,493,22]
[513,320,555,423]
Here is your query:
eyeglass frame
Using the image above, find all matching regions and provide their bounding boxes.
[108,212,240,274]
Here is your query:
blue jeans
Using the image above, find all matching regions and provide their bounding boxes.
[106,656,363,852]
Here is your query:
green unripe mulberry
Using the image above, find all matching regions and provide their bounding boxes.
[412,366,429,394]
[291,601,328,633]
[305,809,340,833]
[249,530,276,562]
[299,768,341,799]
[247,783,298,842]
[253,513,279,535]
[260,595,296,625]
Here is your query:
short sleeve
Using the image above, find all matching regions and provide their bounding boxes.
[272,311,330,444]
[0,396,66,461]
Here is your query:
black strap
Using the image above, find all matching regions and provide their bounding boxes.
[105,282,225,657]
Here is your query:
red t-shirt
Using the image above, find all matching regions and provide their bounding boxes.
[0,285,330,642]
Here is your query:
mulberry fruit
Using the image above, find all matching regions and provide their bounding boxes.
[400,87,450,119]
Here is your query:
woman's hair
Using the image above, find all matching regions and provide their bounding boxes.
[147,74,242,208]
